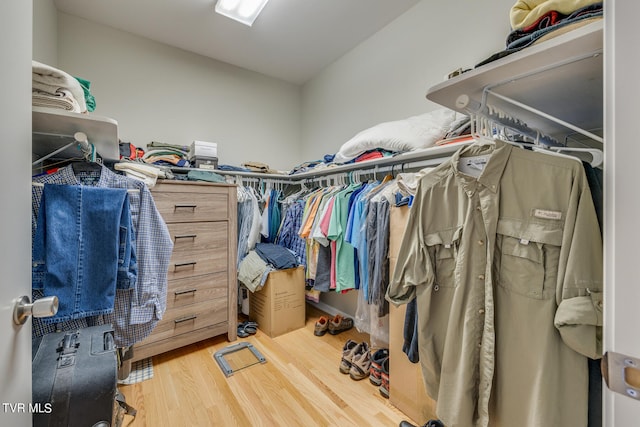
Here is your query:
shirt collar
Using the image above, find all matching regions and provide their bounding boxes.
[450,139,513,195]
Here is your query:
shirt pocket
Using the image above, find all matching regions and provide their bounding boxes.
[496,219,562,300]
[425,226,463,290]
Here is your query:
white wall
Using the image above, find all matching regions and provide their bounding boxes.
[301,0,515,314]
[301,0,515,162]
[33,0,57,66]
[55,13,302,170]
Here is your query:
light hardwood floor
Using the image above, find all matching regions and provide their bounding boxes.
[119,304,419,427]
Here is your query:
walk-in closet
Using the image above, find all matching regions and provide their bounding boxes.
[1,1,639,426]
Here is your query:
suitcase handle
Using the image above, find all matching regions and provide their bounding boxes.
[58,332,79,355]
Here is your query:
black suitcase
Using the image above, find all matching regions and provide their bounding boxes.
[32,324,118,427]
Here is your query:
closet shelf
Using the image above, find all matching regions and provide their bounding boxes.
[32,107,120,162]
[426,19,603,146]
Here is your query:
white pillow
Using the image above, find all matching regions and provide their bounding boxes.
[333,108,463,164]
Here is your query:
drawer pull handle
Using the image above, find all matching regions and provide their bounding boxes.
[174,289,197,296]
[174,204,197,211]
[174,261,197,270]
[174,234,197,241]
[174,315,197,324]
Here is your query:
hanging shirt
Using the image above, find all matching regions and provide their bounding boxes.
[32,165,173,347]
[386,140,603,427]
[327,184,361,292]
[276,200,306,267]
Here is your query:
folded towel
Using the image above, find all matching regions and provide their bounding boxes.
[114,162,162,187]
[74,76,96,112]
[32,61,87,113]
[32,89,82,113]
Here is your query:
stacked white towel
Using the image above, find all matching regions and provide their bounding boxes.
[32,61,87,113]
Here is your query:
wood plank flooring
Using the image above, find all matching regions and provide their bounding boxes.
[119,304,419,427]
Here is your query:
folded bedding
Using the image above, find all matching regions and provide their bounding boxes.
[32,60,87,113]
[510,0,601,30]
[332,108,465,164]
[32,89,82,113]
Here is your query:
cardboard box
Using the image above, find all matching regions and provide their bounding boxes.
[249,267,305,338]
[389,303,437,423]
[189,140,218,159]
[388,205,437,422]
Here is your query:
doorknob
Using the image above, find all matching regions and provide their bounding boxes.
[13,295,58,325]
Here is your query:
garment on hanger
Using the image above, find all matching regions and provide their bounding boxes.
[33,184,136,323]
[276,200,307,267]
[387,139,603,427]
[327,183,362,293]
[31,164,173,347]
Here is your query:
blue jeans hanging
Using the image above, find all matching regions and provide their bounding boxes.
[32,184,137,323]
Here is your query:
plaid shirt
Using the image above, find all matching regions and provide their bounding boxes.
[32,165,173,347]
[276,201,306,267]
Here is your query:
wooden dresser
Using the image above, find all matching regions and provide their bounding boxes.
[132,180,237,362]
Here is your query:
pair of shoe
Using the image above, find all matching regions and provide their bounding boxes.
[237,321,258,338]
[339,340,371,381]
[369,348,389,398]
[314,314,354,336]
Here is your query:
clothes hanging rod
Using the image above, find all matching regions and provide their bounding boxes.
[31,182,140,193]
[32,131,93,166]
[187,142,470,184]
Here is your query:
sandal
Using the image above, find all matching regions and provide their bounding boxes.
[242,321,258,335]
[237,321,258,337]
[237,323,250,338]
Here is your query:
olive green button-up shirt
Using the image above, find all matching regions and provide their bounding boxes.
[386,140,603,427]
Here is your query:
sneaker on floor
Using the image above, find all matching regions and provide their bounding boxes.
[369,348,389,386]
[379,356,389,398]
[339,340,359,374]
[314,316,329,336]
[328,314,354,335]
[349,342,371,381]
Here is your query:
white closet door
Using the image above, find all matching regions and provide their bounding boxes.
[0,1,33,426]
[604,0,640,425]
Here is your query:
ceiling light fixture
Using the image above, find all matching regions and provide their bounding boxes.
[215,0,270,27]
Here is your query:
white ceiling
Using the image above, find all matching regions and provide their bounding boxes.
[53,0,421,85]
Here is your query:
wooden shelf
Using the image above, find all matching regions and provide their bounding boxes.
[426,19,603,144]
[32,107,120,162]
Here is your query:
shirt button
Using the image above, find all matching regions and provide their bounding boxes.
[434,284,440,292]
[478,308,485,315]
[478,240,484,245]
[478,274,485,280]
[476,205,481,211]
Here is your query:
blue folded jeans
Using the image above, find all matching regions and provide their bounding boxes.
[32,184,137,322]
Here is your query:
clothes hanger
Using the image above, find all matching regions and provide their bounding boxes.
[547,146,603,168]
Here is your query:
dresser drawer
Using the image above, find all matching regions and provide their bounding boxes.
[139,298,228,346]
[153,191,229,223]
[167,272,228,311]
[167,222,229,279]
